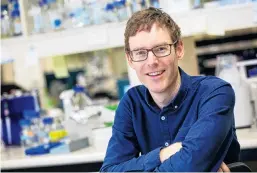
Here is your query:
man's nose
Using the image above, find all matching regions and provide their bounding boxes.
[147,51,159,66]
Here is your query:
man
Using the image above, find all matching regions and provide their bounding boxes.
[100,7,240,172]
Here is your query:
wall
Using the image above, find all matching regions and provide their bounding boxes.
[1,62,15,84]
[179,36,199,75]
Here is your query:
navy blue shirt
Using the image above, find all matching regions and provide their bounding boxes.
[100,68,240,172]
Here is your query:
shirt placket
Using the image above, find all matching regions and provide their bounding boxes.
[159,111,171,147]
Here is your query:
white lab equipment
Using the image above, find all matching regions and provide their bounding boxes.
[237,59,257,83]
[59,86,116,148]
[216,55,253,128]
[237,59,257,129]
[59,88,98,121]
[72,86,93,111]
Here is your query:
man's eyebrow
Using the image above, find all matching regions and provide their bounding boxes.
[131,42,170,51]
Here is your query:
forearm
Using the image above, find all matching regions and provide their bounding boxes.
[154,121,233,172]
[100,147,162,172]
[102,142,182,172]
[160,142,182,163]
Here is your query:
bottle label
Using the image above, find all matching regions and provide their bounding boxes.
[49,130,67,141]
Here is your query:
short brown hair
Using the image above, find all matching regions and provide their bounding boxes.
[124,7,181,51]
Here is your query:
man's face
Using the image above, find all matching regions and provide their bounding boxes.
[127,23,184,94]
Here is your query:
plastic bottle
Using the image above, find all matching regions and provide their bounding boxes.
[151,0,160,8]
[115,0,128,21]
[9,0,22,36]
[23,110,41,145]
[30,112,41,132]
[39,0,52,32]
[1,5,11,38]
[125,0,133,18]
[132,0,142,13]
[28,1,43,34]
[89,0,105,25]
[20,119,35,148]
[83,1,91,26]
[104,2,119,23]
[41,117,54,144]
[11,10,22,36]
[68,0,86,28]
[47,0,63,30]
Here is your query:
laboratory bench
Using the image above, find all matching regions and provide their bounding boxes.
[1,128,257,172]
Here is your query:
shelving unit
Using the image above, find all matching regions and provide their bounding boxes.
[2,2,257,61]
[1,1,257,89]
[2,21,126,59]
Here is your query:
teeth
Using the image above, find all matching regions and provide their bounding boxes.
[148,71,163,76]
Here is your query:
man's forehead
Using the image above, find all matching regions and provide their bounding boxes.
[135,23,165,35]
[129,24,170,42]
[129,30,172,50]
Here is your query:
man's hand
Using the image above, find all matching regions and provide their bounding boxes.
[160,142,182,163]
[218,162,230,172]
[160,143,230,173]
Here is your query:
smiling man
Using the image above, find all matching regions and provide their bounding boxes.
[100,7,240,172]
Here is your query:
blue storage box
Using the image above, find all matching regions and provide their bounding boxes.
[1,95,38,146]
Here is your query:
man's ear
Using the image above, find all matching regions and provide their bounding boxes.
[175,40,184,60]
[126,52,135,69]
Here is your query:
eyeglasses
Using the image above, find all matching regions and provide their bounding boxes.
[128,40,178,62]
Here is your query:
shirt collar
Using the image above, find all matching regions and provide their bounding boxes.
[144,67,190,111]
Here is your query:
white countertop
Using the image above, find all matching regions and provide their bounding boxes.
[1,128,257,170]
[1,145,106,170]
[1,127,112,170]
[236,128,257,149]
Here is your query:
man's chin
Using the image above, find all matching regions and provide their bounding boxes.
[148,86,165,94]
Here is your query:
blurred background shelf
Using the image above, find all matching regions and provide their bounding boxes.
[2,21,126,59]
[166,2,257,37]
[2,2,257,61]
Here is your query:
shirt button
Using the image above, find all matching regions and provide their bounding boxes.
[161,116,165,121]
[165,142,169,147]
[174,105,178,109]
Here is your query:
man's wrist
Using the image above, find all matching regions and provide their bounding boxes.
[160,147,167,163]
[159,142,183,163]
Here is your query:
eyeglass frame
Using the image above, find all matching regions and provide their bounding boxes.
[126,40,178,62]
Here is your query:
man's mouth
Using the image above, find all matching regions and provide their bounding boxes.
[147,70,165,77]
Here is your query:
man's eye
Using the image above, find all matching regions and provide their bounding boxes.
[155,46,168,52]
[135,50,146,55]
